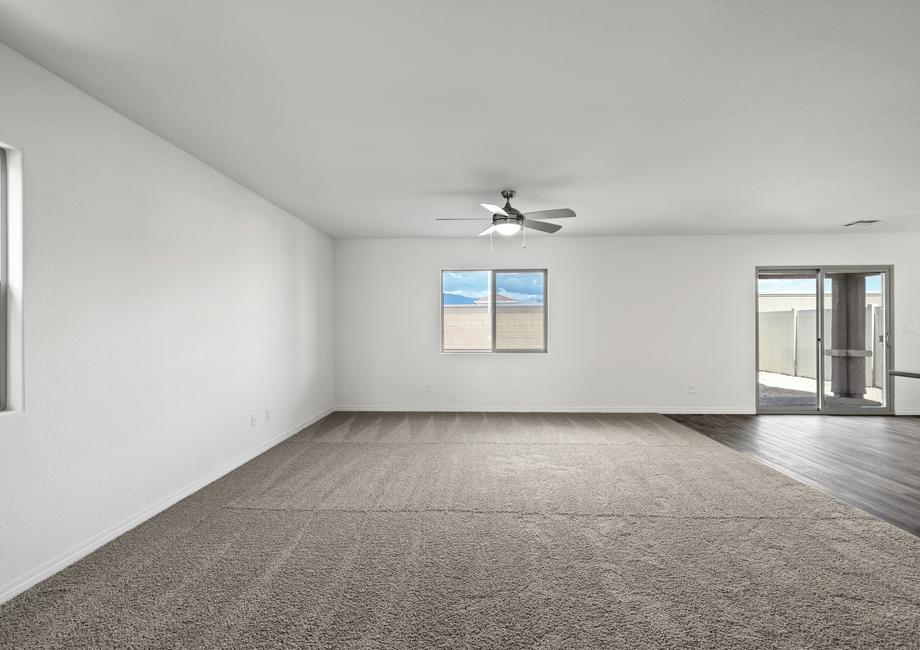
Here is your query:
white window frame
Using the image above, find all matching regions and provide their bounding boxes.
[0,142,24,413]
[0,147,8,409]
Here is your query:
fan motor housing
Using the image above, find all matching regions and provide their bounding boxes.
[493,215,524,228]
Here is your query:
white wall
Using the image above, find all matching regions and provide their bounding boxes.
[4,33,920,608]
[0,44,334,601]
[335,235,920,413]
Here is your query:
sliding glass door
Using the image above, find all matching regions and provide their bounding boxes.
[756,267,892,414]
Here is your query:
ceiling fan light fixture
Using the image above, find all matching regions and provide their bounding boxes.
[494,220,522,236]
[436,190,575,241]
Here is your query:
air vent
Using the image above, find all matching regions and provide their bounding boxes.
[842,219,881,228]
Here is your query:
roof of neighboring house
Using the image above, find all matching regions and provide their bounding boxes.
[475,294,515,304]
[442,293,520,305]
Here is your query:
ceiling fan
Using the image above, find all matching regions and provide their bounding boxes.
[436,190,576,242]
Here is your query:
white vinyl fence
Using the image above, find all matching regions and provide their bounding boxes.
[758,306,885,388]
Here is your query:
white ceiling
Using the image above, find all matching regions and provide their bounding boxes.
[1,1,919,238]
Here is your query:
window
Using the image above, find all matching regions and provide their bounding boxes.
[0,142,21,413]
[441,269,547,353]
[0,147,7,409]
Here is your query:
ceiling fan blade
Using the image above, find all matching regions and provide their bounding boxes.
[481,203,509,217]
[523,219,562,233]
[435,217,492,221]
[522,208,575,220]
[478,225,497,237]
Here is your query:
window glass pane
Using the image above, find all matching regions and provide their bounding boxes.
[494,271,545,351]
[756,272,819,409]
[442,271,491,351]
[0,149,6,409]
[823,272,886,409]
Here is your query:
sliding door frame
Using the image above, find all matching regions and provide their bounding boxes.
[818,265,894,415]
[755,267,822,415]
[755,265,894,415]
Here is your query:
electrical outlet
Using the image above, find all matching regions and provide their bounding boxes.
[250,414,256,428]
[426,384,433,392]
[265,409,271,423]
[688,384,696,395]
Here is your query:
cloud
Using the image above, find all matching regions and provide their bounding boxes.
[443,271,489,296]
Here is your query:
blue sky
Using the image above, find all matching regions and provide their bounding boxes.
[496,272,544,304]
[443,271,544,305]
[758,275,882,294]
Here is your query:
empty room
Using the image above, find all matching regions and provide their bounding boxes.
[1,1,919,648]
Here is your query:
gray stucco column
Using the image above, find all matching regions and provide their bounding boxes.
[830,274,867,398]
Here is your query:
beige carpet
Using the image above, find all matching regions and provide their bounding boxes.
[2,412,919,648]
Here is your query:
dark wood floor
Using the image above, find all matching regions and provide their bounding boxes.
[668,414,920,537]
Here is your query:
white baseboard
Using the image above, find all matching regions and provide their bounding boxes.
[334,405,756,414]
[895,408,920,415]
[337,405,920,416]
[0,407,334,606]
